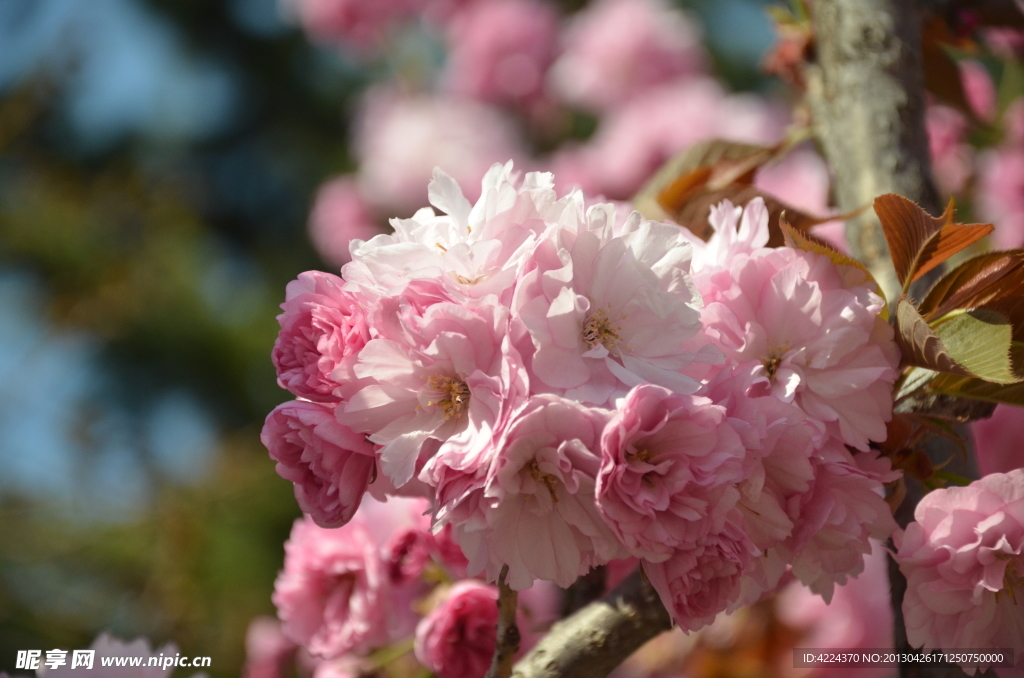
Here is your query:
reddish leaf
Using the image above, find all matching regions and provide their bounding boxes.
[894,296,973,376]
[919,250,1024,320]
[921,15,975,115]
[874,194,994,290]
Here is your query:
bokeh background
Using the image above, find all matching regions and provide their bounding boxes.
[1,0,1022,676]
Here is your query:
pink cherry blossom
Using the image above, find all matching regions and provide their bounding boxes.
[451,394,626,590]
[549,0,706,111]
[261,399,376,528]
[512,205,711,407]
[244,617,296,678]
[354,88,524,216]
[272,270,369,403]
[784,443,898,602]
[443,0,559,107]
[307,176,380,268]
[972,405,1024,477]
[596,383,746,562]
[414,580,499,678]
[281,0,423,54]
[643,520,759,632]
[895,470,1024,675]
[339,302,527,487]
[694,200,900,451]
[343,163,565,306]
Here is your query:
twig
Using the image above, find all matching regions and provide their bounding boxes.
[511,569,672,678]
[486,565,520,678]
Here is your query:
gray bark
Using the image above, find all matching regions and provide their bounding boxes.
[806,0,941,302]
[510,570,671,678]
[806,4,971,678]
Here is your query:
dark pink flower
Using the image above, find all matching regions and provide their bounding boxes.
[261,400,375,528]
[414,580,499,678]
[272,271,369,403]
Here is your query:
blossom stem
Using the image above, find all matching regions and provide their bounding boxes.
[486,565,521,678]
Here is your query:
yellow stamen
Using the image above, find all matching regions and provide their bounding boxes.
[528,459,559,503]
[425,376,470,420]
[582,307,621,351]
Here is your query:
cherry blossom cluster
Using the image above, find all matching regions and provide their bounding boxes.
[262,162,902,652]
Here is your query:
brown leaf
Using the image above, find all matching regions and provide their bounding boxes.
[921,15,975,115]
[874,194,994,290]
[919,250,1024,320]
[894,296,973,376]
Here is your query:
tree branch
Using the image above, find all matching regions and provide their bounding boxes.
[487,565,521,678]
[510,570,671,678]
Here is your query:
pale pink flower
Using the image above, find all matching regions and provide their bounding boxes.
[244,617,296,678]
[977,145,1024,249]
[343,163,565,306]
[785,443,898,601]
[550,80,782,199]
[895,469,1024,675]
[39,633,178,678]
[310,656,370,678]
[512,205,712,407]
[927,104,974,196]
[354,88,524,216]
[443,0,559,107]
[985,27,1024,60]
[273,515,390,658]
[452,395,626,590]
[339,302,527,487]
[972,405,1024,477]
[643,520,759,632]
[307,176,380,268]
[549,0,706,111]
[695,200,900,451]
[262,400,376,528]
[281,0,423,54]
[414,580,499,678]
[272,270,369,403]
[596,383,746,562]
[776,541,894,678]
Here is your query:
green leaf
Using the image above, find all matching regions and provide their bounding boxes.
[932,309,1022,384]
[928,373,1024,407]
[894,297,973,376]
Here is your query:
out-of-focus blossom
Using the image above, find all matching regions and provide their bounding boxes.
[38,634,178,678]
[550,80,782,199]
[281,0,423,54]
[972,405,1024,478]
[549,0,705,111]
[978,143,1024,249]
[308,177,380,268]
[895,469,1024,675]
[310,656,371,678]
[986,27,1024,60]
[776,541,895,678]
[443,0,559,107]
[414,580,499,678]
[244,617,297,678]
[273,515,391,658]
[927,104,974,196]
[272,270,369,403]
[960,60,997,123]
[355,88,524,216]
[262,400,376,528]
